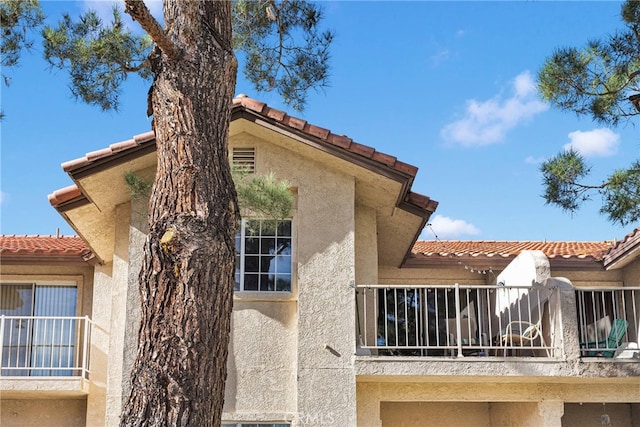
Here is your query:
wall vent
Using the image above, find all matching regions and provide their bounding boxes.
[232,147,255,173]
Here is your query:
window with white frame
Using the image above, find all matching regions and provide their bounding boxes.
[0,283,78,376]
[235,219,292,292]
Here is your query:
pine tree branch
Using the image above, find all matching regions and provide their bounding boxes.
[124,0,179,60]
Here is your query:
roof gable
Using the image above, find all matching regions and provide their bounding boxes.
[603,227,640,269]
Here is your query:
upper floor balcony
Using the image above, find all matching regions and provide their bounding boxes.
[0,315,92,397]
[355,282,640,371]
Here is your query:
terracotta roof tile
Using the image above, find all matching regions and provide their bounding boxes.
[283,115,307,130]
[61,131,155,173]
[326,133,352,149]
[306,124,331,140]
[52,95,437,216]
[47,185,83,206]
[0,235,90,258]
[603,227,640,268]
[232,94,421,179]
[264,106,286,121]
[412,240,614,261]
[406,192,439,212]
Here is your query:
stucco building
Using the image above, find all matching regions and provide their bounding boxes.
[1,95,639,426]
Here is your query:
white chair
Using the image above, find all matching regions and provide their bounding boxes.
[500,320,550,357]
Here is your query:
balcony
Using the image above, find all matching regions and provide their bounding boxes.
[576,287,640,359]
[0,315,92,397]
[356,283,559,358]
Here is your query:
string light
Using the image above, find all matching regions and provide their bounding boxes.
[426,223,495,277]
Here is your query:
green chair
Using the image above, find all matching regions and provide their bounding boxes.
[580,318,629,358]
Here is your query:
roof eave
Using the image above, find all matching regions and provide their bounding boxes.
[404,254,606,272]
[603,228,640,270]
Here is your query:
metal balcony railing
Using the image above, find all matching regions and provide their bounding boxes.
[576,287,640,358]
[356,284,558,357]
[0,315,92,378]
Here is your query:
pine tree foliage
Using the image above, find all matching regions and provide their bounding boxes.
[42,7,153,111]
[0,0,44,70]
[233,0,333,111]
[2,1,331,425]
[232,166,292,219]
[537,0,640,226]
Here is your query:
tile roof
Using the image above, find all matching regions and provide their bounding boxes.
[412,240,614,261]
[47,185,84,207]
[59,131,155,174]
[50,95,438,214]
[603,226,640,269]
[232,95,421,177]
[0,235,91,258]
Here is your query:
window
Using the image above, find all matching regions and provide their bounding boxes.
[235,219,292,292]
[0,283,78,376]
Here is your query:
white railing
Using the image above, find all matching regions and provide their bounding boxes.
[0,315,92,378]
[356,284,558,357]
[576,287,640,358]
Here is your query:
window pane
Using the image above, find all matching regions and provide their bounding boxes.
[277,221,291,237]
[236,219,292,292]
[1,284,33,376]
[244,275,259,291]
[275,275,291,292]
[245,256,260,273]
[32,286,77,376]
[0,284,33,316]
[261,237,275,255]
[245,237,260,254]
[261,220,277,236]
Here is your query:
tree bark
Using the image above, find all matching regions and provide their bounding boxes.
[120,2,238,426]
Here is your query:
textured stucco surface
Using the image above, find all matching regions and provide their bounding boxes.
[0,398,87,427]
[225,132,359,425]
[17,116,640,427]
[381,401,491,427]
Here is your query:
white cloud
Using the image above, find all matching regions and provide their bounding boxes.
[440,71,549,147]
[429,48,451,67]
[563,128,620,158]
[425,215,480,240]
[524,155,546,165]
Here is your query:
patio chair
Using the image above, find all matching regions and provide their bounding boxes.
[499,320,550,357]
[580,318,629,358]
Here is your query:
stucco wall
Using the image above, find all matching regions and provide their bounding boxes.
[223,299,297,418]
[380,401,491,427]
[225,132,358,425]
[0,398,87,427]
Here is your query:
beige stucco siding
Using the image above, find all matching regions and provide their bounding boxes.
[0,398,87,427]
[225,131,358,424]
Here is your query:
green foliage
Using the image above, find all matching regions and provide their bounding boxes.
[124,171,152,200]
[600,162,640,225]
[1,0,44,70]
[541,150,640,226]
[233,0,333,111]
[540,150,594,213]
[42,6,153,111]
[538,0,640,226]
[232,166,292,220]
[538,1,640,126]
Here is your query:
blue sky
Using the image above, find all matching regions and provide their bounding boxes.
[1,1,638,242]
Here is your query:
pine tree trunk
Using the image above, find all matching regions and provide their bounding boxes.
[120,2,238,426]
